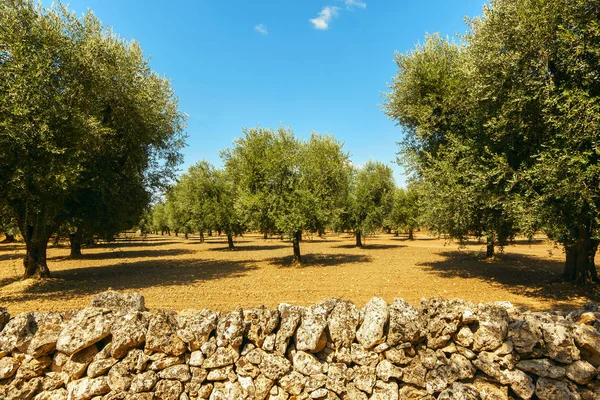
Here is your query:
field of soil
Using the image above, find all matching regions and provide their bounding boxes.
[0,233,598,314]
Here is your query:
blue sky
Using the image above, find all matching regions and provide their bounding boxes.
[51,0,484,186]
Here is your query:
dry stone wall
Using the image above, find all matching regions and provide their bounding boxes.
[1,291,600,399]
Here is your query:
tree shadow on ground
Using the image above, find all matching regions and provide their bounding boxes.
[47,248,195,261]
[2,258,258,305]
[419,250,600,307]
[268,253,372,268]
[209,244,290,252]
[92,240,180,249]
[0,252,23,262]
[333,243,405,250]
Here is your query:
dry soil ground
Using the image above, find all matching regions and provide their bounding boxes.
[0,233,598,314]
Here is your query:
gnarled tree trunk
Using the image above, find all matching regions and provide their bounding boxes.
[408,227,414,241]
[293,230,302,262]
[70,229,83,257]
[227,232,234,249]
[355,230,363,247]
[563,222,599,285]
[486,232,495,258]
[22,225,50,279]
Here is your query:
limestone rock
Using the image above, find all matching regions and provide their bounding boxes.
[107,362,133,392]
[293,351,327,376]
[508,315,542,354]
[352,365,376,394]
[155,379,183,400]
[375,359,402,382]
[279,370,306,395]
[90,291,145,312]
[575,324,600,364]
[398,385,435,400]
[0,312,40,353]
[327,301,360,348]
[473,377,508,400]
[387,298,422,345]
[516,359,566,379]
[0,356,19,379]
[157,364,191,381]
[305,373,327,392]
[350,343,378,366]
[15,355,52,381]
[130,371,158,393]
[33,389,68,400]
[87,357,118,378]
[402,358,427,388]
[175,309,219,351]
[259,352,291,380]
[61,344,98,382]
[56,308,113,355]
[541,322,580,364]
[275,304,303,355]
[421,298,465,349]
[202,346,239,369]
[145,311,186,356]
[244,306,279,348]
[110,312,148,359]
[27,313,64,357]
[148,353,184,371]
[566,360,596,385]
[472,304,508,352]
[254,373,274,400]
[535,377,580,400]
[355,297,388,349]
[66,376,110,400]
[344,383,368,400]
[326,363,347,394]
[384,347,413,366]
[206,365,233,381]
[296,299,338,352]
[216,308,245,348]
[370,380,398,400]
[437,382,480,400]
[454,326,474,348]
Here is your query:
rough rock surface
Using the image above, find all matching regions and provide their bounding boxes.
[2,290,600,400]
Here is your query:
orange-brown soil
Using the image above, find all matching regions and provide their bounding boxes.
[0,233,597,314]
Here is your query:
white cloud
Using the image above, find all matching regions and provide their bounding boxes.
[342,0,366,9]
[254,24,268,35]
[309,6,339,30]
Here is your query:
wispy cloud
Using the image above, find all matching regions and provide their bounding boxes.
[309,6,339,30]
[342,0,366,9]
[254,24,268,35]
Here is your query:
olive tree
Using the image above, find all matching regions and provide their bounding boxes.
[0,1,185,277]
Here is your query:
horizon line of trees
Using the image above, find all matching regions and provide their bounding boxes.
[142,126,421,262]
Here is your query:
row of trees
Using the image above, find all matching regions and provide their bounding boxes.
[0,1,185,277]
[383,0,600,283]
[145,127,419,261]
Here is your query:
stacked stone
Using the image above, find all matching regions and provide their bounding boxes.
[1,292,600,399]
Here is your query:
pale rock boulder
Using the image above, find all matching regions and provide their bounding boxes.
[147,353,184,371]
[15,355,52,381]
[402,357,427,388]
[473,377,508,400]
[344,383,368,400]
[541,322,580,364]
[0,356,19,379]
[384,346,413,366]
[254,373,275,400]
[175,309,219,351]
[293,351,327,376]
[66,376,110,400]
[145,311,186,356]
[130,370,158,393]
[516,358,566,379]
[535,377,581,400]
[56,308,113,355]
[327,301,360,348]
[202,346,239,369]
[206,365,233,381]
[295,299,338,353]
[90,291,145,312]
[27,313,64,357]
[350,343,378,366]
[472,304,509,352]
[259,352,291,380]
[370,380,398,400]
[507,314,542,354]
[157,364,191,381]
[305,373,327,392]
[244,306,279,348]
[387,298,423,345]
[275,304,303,356]
[566,360,596,385]
[0,312,41,353]
[87,357,118,378]
[574,323,600,365]
[215,308,245,348]
[352,365,376,394]
[454,326,474,348]
[326,362,347,394]
[154,379,183,400]
[279,370,306,395]
[421,299,465,349]
[375,359,402,382]
[437,382,480,400]
[32,388,68,400]
[355,297,388,349]
[398,385,435,400]
[107,362,133,392]
[110,311,148,359]
[60,344,98,382]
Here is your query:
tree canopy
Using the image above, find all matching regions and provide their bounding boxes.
[0,1,185,277]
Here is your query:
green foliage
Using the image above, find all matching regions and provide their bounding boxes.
[0,1,185,276]
[347,161,395,244]
[386,186,420,238]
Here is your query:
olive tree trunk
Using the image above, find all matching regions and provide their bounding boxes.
[293,230,302,262]
[563,222,599,285]
[69,229,83,257]
[486,232,495,258]
[227,232,235,249]
[355,230,363,247]
[22,225,51,279]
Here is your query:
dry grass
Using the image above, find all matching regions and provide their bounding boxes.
[0,233,598,314]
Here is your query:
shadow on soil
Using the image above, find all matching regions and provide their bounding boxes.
[420,250,600,307]
[269,253,372,268]
[333,243,405,250]
[48,248,195,261]
[209,244,290,252]
[5,258,258,304]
